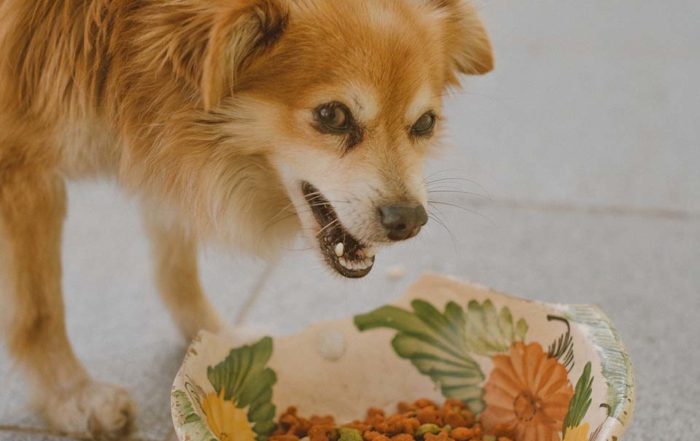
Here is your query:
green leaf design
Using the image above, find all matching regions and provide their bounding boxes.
[463,300,528,355]
[563,362,594,436]
[354,299,528,414]
[172,389,217,441]
[547,316,575,372]
[207,337,277,441]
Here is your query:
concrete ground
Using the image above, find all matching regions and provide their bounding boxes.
[1,1,698,441]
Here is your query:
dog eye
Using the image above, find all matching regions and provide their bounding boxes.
[411,112,437,137]
[314,102,353,133]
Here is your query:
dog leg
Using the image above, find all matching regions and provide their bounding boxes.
[0,165,134,439]
[143,206,223,341]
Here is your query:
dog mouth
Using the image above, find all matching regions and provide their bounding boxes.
[301,182,376,278]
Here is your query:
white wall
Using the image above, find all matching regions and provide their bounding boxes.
[434,0,699,213]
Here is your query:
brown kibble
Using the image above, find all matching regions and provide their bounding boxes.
[449,428,475,441]
[459,411,475,428]
[416,408,442,425]
[379,415,417,436]
[397,402,415,413]
[382,422,398,435]
[270,436,301,441]
[443,411,462,428]
[414,399,438,409]
[443,400,465,410]
[366,408,386,429]
[309,424,338,441]
[297,418,313,435]
[290,423,311,437]
[374,423,393,435]
[424,432,452,441]
[364,432,390,441]
[345,421,371,433]
[367,408,386,419]
[399,417,420,435]
[274,399,499,441]
[363,431,382,441]
[275,407,314,437]
[279,407,299,426]
[311,415,337,426]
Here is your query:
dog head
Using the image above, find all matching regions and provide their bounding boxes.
[165,0,492,277]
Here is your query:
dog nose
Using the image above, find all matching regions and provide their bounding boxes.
[379,204,428,241]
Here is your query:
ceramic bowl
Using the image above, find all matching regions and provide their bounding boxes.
[171,274,634,441]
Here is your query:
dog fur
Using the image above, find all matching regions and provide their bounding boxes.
[0,0,492,437]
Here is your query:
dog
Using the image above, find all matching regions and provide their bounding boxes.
[0,0,492,438]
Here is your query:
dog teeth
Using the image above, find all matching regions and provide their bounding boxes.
[355,246,376,260]
[334,242,345,257]
[338,255,374,272]
[357,260,373,270]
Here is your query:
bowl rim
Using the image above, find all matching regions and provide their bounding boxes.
[171,273,635,441]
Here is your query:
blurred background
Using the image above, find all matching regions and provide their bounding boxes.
[1,1,698,441]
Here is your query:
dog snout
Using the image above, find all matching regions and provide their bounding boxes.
[378,203,428,241]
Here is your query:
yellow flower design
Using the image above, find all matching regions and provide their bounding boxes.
[563,423,590,441]
[201,391,256,441]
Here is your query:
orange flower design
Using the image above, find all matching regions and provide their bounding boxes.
[481,342,574,441]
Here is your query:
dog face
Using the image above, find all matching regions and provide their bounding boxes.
[185,0,493,277]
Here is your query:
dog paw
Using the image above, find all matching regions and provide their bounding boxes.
[43,381,135,440]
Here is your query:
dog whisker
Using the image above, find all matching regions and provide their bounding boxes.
[427,212,458,252]
[427,200,494,225]
[426,177,484,186]
[316,218,340,237]
[427,189,490,198]
[424,174,492,199]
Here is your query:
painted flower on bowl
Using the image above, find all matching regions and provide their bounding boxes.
[172,337,278,441]
[480,342,574,441]
[200,391,256,441]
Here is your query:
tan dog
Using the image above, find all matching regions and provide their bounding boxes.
[0,0,492,438]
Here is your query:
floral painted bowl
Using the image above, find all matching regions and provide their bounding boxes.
[171,274,634,441]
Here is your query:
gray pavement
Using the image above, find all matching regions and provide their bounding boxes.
[1,1,699,441]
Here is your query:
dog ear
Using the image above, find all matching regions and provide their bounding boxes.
[424,0,494,80]
[200,0,288,110]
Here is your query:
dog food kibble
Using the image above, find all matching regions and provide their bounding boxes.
[269,399,511,441]
[416,424,441,436]
[339,428,364,441]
